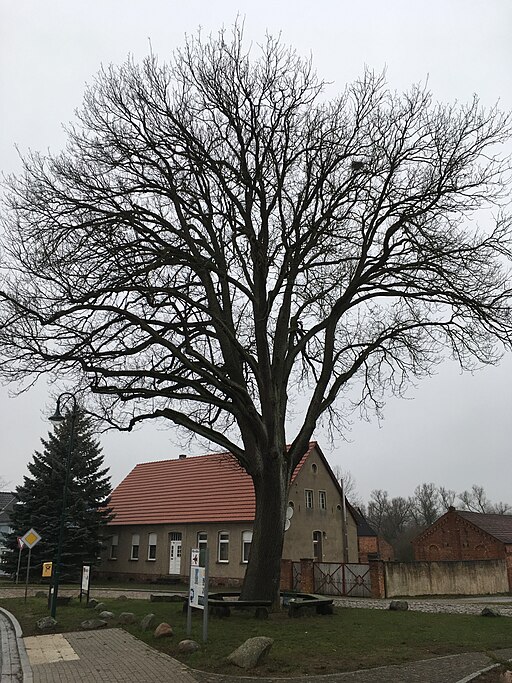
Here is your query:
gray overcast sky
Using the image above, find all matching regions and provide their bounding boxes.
[1,0,511,505]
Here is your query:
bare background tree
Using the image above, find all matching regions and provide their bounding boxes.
[1,26,512,599]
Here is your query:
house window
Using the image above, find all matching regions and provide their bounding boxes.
[319,490,327,510]
[305,489,314,509]
[110,534,118,560]
[218,532,229,562]
[131,533,140,560]
[241,531,252,563]
[147,532,157,560]
[313,530,322,561]
[198,532,208,565]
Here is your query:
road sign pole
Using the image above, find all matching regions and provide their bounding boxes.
[15,546,23,585]
[186,548,193,636]
[24,547,32,603]
[203,548,209,643]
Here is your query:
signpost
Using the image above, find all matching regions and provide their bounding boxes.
[21,528,41,602]
[15,537,24,585]
[80,564,91,604]
[187,547,209,642]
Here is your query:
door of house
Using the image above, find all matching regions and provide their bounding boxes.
[169,532,182,574]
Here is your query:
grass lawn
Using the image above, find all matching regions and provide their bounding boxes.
[2,595,512,677]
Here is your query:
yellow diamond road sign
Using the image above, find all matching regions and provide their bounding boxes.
[22,528,41,549]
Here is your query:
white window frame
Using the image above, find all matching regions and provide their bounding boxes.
[110,534,118,560]
[147,532,157,561]
[198,531,208,564]
[241,530,252,563]
[218,531,229,563]
[313,530,322,560]
[319,490,327,510]
[305,489,314,509]
[130,533,140,560]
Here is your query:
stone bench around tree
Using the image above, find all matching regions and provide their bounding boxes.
[287,593,334,617]
[207,592,272,618]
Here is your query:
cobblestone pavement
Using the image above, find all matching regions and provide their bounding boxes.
[28,628,197,683]
[0,609,23,681]
[333,596,512,616]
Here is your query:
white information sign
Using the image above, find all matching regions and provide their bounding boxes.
[81,565,91,592]
[189,548,205,610]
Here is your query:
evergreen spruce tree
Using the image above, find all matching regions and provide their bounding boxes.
[1,410,112,581]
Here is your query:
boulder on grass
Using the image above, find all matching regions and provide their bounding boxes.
[36,616,57,631]
[178,639,200,653]
[98,611,115,621]
[87,598,99,608]
[118,612,136,624]
[140,613,156,631]
[35,590,47,598]
[481,607,501,617]
[154,622,174,638]
[389,600,409,611]
[94,602,106,612]
[227,636,274,670]
[81,619,107,630]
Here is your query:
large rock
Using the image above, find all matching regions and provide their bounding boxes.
[481,607,501,617]
[35,590,47,598]
[178,639,200,653]
[98,611,115,621]
[140,613,156,631]
[81,619,107,630]
[87,598,99,608]
[154,622,174,638]
[94,602,107,612]
[36,616,57,631]
[389,600,409,611]
[227,636,274,670]
[118,612,136,624]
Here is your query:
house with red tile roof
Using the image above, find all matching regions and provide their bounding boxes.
[100,442,359,585]
[412,507,512,590]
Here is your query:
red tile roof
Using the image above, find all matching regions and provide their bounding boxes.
[108,442,317,526]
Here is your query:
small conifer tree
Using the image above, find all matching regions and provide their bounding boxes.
[1,410,112,581]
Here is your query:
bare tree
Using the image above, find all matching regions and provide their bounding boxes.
[411,483,441,526]
[438,486,457,510]
[1,26,512,601]
[367,489,412,548]
[457,484,511,514]
[332,466,363,507]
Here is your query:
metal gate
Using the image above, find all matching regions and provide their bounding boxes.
[313,562,371,597]
[292,561,301,591]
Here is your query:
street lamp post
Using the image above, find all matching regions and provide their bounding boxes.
[48,391,78,619]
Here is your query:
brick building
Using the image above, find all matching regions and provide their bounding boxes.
[347,504,394,563]
[412,507,512,590]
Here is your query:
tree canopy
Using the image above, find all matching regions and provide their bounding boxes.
[1,26,511,599]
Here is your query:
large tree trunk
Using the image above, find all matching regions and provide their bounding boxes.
[240,454,290,604]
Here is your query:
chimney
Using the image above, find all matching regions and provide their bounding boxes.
[178,454,187,460]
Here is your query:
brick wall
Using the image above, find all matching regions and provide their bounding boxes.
[359,536,394,563]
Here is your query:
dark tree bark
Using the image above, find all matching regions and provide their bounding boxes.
[1,25,512,601]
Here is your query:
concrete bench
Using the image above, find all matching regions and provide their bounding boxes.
[287,593,334,617]
[208,592,272,618]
